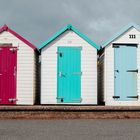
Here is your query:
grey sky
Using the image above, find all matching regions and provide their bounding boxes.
[0,0,140,46]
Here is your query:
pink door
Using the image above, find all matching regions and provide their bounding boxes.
[0,47,17,105]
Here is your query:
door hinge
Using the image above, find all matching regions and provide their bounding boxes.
[9,48,18,53]
[8,98,18,102]
[127,96,139,99]
[127,69,138,73]
[56,97,64,102]
[112,46,120,48]
[56,97,64,99]
[113,96,120,99]
[72,98,82,102]
[77,47,82,50]
[114,70,119,73]
[126,45,138,48]
[72,72,82,75]
[56,52,63,57]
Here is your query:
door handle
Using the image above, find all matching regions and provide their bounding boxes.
[59,72,66,77]
[59,72,63,77]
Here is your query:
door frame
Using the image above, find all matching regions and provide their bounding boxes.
[57,46,82,103]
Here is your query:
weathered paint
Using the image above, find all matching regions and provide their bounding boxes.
[57,47,81,103]
[0,47,17,104]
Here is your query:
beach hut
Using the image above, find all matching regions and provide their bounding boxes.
[99,23,140,106]
[0,25,38,105]
[39,24,100,104]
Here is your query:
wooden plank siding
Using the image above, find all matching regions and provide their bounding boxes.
[41,30,97,104]
[103,27,140,106]
[0,31,37,105]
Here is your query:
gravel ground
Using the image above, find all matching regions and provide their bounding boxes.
[0,111,140,119]
[0,120,140,140]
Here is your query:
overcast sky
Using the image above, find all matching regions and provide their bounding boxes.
[0,0,140,46]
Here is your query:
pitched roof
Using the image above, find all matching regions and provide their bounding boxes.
[38,24,100,50]
[0,25,36,50]
[102,22,140,48]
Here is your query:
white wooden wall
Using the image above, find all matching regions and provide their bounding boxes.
[41,30,97,104]
[0,31,36,105]
[104,27,140,106]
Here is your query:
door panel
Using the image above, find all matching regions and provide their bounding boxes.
[57,47,81,103]
[114,45,137,101]
[126,47,137,99]
[0,47,17,105]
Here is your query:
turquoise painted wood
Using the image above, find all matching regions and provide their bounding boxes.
[114,45,137,101]
[57,47,81,103]
[38,24,100,50]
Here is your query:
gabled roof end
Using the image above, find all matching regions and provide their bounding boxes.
[0,24,37,50]
[38,24,100,50]
[102,22,140,48]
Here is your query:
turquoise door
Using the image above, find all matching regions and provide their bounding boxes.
[114,45,138,101]
[57,47,81,103]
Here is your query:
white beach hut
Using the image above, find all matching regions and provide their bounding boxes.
[99,23,140,106]
[0,25,38,105]
[39,24,100,104]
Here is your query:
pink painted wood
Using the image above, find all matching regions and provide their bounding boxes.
[0,25,36,50]
[0,46,17,105]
